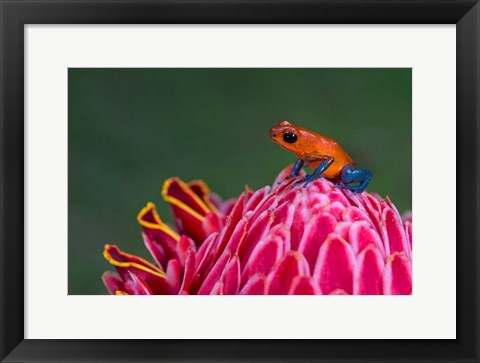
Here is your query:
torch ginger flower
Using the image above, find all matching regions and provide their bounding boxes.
[102,165,412,295]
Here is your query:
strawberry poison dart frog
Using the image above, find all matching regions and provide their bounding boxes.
[270,121,372,193]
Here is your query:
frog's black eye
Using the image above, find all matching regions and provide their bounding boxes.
[283,132,297,144]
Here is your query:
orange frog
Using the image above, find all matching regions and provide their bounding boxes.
[270,121,372,193]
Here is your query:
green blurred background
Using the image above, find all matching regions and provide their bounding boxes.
[68,68,411,295]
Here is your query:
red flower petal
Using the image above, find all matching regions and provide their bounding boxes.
[163,177,212,216]
[209,194,245,261]
[329,289,348,295]
[197,250,231,295]
[405,221,412,252]
[194,232,217,274]
[289,276,321,295]
[237,210,273,267]
[310,178,332,194]
[228,192,246,225]
[289,201,306,250]
[343,206,371,223]
[384,253,412,295]
[272,164,293,186]
[224,218,248,255]
[250,195,278,223]
[222,255,241,295]
[269,224,291,254]
[179,247,196,293]
[272,202,295,229]
[162,178,218,243]
[202,211,223,237]
[298,213,336,271]
[138,202,180,268]
[276,188,299,206]
[313,235,355,295]
[245,186,254,201]
[328,190,351,207]
[348,221,385,256]
[359,193,381,226]
[272,163,305,189]
[142,233,166,269]
[353,245,384,295]
[383,207,409,256]
[241,234,283,285]
[187,179,221,214]
[103,244,168,294]
[166,259,181,294]
[267,252,309,295]
[402,211,412,223]
[218,198,237,216]
[124,271,153,295]
[240,273,267,295]
[171,208,209,243]
[102,271,125,295]
[323,201,345,221]
[206,217,248,277]
[244,186,270,213]
[334,221,351,242]
[175,235,195,268]
[306,193,329,214]
[211,280,225,295]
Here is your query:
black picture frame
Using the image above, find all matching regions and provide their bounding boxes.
[1,1,479,362]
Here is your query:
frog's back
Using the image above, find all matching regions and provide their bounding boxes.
[298,127,354,178]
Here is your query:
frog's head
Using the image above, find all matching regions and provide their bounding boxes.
[270,121,300,152]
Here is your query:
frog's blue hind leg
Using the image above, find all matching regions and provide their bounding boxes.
[290,158,305,177]
[335,164,372,193]
[294,156,334,188]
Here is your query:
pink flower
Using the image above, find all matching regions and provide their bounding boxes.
[102,165,412,295]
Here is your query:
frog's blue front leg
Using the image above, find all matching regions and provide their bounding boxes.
[335,164,372,193]
[294,157,334,188]
[290,158,305,177]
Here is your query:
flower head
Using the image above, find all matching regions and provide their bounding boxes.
[103,165,412,295]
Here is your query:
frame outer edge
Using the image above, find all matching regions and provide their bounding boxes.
[0,0,479,362]
[457,2,480,361]
[0,1,25,362]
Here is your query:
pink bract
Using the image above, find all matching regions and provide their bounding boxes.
[103,165,412,295]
